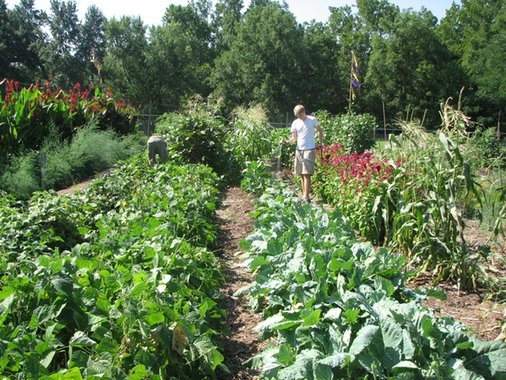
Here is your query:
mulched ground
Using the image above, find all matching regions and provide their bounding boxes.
[215,187,263,380]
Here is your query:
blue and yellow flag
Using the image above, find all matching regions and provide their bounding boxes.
[351,51,361,100]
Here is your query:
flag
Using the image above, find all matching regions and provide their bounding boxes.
[350,51,361,100]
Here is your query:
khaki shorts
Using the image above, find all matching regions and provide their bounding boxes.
[294,149,316,175]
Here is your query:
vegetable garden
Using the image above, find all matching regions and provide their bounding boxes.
[0,89,505,378]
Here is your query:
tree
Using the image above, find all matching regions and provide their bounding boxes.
[365,9,457,126]
[472,33,506,107]
[356,0,399,36]
[42,0,82,87]
[328,5,372,112]
[438,0,505,125]
[0,0,13,79]
[144,3,214,112]
[301,21,342,113]
[78,5,106,84]
[103,16,149,108]
[211,0,303,117]
[211,0,243,53]
[7,0,47,82]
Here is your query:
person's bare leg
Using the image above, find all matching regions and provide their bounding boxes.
[301,174,311,199]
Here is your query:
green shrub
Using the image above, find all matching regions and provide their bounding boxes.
[316,111,376,154]
[67,125,124,179]
[0,123,146,197]
[43,146,74,189]
[154,99,241,184]
[119,131,148,157]
[0,151,40,198]
[466,127,504,169]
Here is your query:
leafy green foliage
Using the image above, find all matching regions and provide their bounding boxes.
[154,98,242,184]
[0,150,40,198]
[0,80,139,154]
[0,124,146,198]
[239,180,506,379]
[211,1,303,117]
[316,111,376,154]
[466,127,505,169]
[226,104,272,165]
[240,161,275,196]
[0,156,226,378]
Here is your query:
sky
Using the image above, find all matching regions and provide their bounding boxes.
[6,0,458,25]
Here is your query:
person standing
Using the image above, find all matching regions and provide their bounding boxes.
[283,104,323,202]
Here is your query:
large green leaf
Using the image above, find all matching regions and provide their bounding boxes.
[349,325,380,356]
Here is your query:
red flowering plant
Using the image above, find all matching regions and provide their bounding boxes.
[315,144,399,243]
[0,79,139,153]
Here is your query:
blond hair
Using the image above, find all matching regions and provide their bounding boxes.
[293,104,305,117]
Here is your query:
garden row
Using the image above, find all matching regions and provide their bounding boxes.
[314,106,505,294]
[238,164,506,379]
[0,156,226,378]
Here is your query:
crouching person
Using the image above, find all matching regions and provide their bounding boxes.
[147,135,168,166]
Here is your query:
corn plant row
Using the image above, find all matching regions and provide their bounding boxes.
[238,171,506,379]
[0,156,225,379]
[315,126,487,291]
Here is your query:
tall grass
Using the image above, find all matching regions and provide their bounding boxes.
[0,152,40,197]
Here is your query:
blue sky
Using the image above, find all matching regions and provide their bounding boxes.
[6,0,458,25]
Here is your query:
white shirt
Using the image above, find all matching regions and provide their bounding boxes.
[291,115,319,150]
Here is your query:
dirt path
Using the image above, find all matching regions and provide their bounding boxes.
[216,187,262,380]
[56,168,114,196]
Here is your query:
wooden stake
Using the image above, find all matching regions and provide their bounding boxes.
[421,109,427,127]
[40,152,47,190]
[382,98,387,141]
[498,110,502,140]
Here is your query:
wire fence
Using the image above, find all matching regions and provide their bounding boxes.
[139,113,505,141]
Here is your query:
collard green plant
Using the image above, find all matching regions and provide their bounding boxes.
[238,180,506,379]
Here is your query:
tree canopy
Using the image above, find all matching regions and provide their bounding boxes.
[1,0,504,128]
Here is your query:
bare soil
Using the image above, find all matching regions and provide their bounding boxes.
[402,218,505,342]
[215,187,263,380]
[409,275,505,341]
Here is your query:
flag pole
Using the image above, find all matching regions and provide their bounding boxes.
[348,51,354,113]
